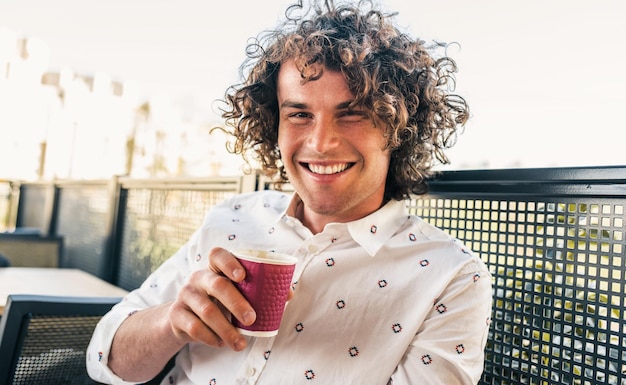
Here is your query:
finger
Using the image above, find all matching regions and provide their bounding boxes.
[205,248,257,327]
[182,268,254,351]
[190,295,246,350]
[287,287,295,301]
[174,278,250,351]
[168,298,225,348]
[200,270,256,326]
[208,247,246,282]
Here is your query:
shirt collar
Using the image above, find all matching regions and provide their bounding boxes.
[280,193,409,257]
[346,199,409,257]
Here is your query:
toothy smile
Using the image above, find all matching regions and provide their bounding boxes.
[306,163,352,175]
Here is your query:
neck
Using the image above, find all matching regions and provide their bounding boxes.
[295,197,388,235]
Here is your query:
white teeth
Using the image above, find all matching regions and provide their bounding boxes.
[308,163,350,175]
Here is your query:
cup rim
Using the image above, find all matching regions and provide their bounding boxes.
[236,327,279,337]
[232,249,297,265]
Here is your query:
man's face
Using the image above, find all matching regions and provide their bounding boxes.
[277,60,391,232]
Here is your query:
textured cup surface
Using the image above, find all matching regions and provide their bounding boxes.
[232,249,297,337]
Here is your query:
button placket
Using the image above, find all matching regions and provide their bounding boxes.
[234,337,273,384]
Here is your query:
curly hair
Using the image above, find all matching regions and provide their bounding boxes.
[219,0,468,200]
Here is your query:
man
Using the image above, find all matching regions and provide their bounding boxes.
[87,1,492,384]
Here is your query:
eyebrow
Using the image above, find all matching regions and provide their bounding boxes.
[280,100,307,110]
[279,100,355,110]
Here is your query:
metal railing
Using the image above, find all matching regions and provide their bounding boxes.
[2,175,255,288]
[408,166,626,385]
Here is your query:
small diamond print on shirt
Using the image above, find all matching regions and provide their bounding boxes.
[91,194,493,383]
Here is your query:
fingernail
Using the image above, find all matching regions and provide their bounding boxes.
[233,268,244,281]
[243,310,256,325]
[234,337,246,351]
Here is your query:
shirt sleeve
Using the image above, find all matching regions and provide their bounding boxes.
[86,230,199,384]
[389,260,493,385]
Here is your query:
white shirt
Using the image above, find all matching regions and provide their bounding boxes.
[87,190,492,385]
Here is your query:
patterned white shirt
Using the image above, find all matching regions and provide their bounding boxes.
[87,190,492,385]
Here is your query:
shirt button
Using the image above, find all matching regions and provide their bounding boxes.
[246,367,256,377]
[307,244,318,253]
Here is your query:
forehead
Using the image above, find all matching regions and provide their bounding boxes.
[276,60,354,105]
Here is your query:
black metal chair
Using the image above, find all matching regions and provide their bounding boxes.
[0,233,64,268]
[0,294,122,385]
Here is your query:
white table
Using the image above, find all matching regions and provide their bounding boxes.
[0,267,128,315]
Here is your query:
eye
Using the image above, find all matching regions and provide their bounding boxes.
[283,111,313,126]
[338,110,369,123]
[289,111,311,119]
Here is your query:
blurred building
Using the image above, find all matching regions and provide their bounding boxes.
[0,26,245,181]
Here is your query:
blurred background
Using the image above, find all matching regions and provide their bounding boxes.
[1,0,624,181]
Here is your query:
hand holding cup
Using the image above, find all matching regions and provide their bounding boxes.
[231,249,297,337]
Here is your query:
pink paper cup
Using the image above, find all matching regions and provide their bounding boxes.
[231,249,297,337]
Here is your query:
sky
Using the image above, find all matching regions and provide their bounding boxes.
[1,0,625,170]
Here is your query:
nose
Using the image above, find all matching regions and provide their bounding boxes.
[308,119,340,153]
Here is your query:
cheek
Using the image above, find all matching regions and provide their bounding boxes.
[360,134,390,159]
[368,145,392,172]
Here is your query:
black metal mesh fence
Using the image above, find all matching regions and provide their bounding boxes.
[116,187,238,291]
[409,196,626,385]
[55,183,110,276]
[15,184,49,233]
